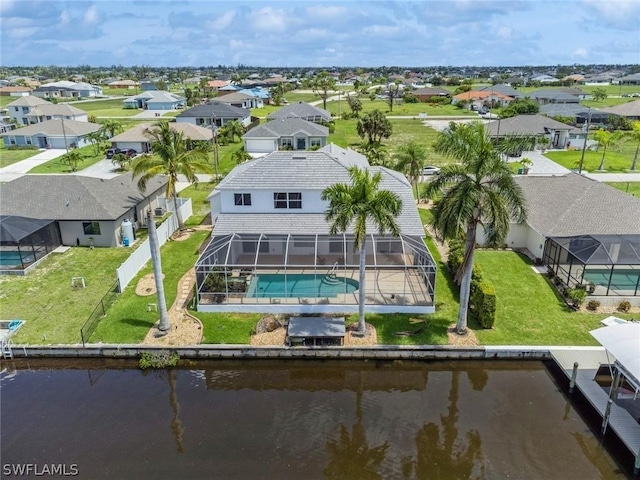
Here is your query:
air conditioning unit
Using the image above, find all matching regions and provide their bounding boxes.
[154,207,164,216]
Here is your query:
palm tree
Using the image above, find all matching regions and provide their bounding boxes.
[231,146,252,164]
[593,128,623,171]
[111,152,131,172]
[425,122,527,334]
[85,130,105,156]
[625,121,640,171]
[394,141,428,200]
[60,149,85,172]
[322,167,402,335]
[224,120,244,143]
[100,119,123,138]
[131,123,215,230]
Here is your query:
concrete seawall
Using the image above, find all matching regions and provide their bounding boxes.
[8,344,555,360]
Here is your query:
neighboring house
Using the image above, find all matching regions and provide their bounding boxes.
[217,84,241,95]
[598,100,640,121]
[240,87,271,103]
[478,174,640,299]
[266,102,331,123]
[0,86,31,97]
[0,120,16,134]
[107,80,140,90]
[529,74,559,84]
[556,87,588,99]
[32,81,102,99]
[21,104,87,125]
[540,104,610,127]
[206,80,231,91]
[214,91,263,109]
[109,122,213,154]
[477,84,524,98]
[452,90,514,108]
[618,73,640,85]
[0,119,101,149]
[139,80,158,91]
[122,91,186,110]
[7,96,52,125]
[529,90,580,105]
[175,102,252,128]
[243,118,328,154]
[410,87,452,102]
[485,114,581,149]
[195,144,436,314]
[0,174,168,247]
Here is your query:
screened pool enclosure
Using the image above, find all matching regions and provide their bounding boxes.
[0,215,62,275]
[195,233,436,314]
[543,235,640,297]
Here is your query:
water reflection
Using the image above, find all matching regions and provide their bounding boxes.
[0,359,629,480]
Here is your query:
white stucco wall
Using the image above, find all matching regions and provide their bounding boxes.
[219,188,326,214]
[59,220,118,247]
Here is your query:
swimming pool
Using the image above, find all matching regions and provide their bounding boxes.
[247,273,359,298]
[0,251,34,267]
[584,269,640,291]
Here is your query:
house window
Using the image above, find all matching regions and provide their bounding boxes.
[82,222,101,235]
[273,192,302,209]
[234,193,252,206]
[293,239,314,248]
[310,138,322,148]
[26,138,32,145]
[8,137,16,145]
[280,138,293,148]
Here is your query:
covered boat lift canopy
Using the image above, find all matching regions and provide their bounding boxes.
[591,322,640,393]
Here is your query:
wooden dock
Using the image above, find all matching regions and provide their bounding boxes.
[550,347,640,471]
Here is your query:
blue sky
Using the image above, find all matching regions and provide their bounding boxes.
[1,0,638,67]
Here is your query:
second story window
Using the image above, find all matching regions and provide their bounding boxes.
[234,193,252,206]
[274,192,302,209]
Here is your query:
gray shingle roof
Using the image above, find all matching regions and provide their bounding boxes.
[243,118,328,139]
[0,174,168,221]
[215,92,255,104]
[485,114,579,136]
[598,100,640,117]
[266,102,331,122]
[318,143,369,168]
[25,104,86,117]
[529,90,580,101]
[6,96,50,107]
[477,84,524,98]
[109,122,213,142]
[214,149,424,236]
[123,90,185,103]
[176,102,250,119]
[0,119,101,138]
[516,173,640,237]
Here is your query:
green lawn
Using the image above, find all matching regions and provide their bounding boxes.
[90,230,210,343]
[0,139,39,168]
[1,247,130,344]
[606,182,640,197]
[0,96,18,107]
[545,149,634,173]
[73,98,140,117]
[284,92,321,104]
[325,98,474,117]
[180,182,216,226]
[28,144,105,173]
[197,312,262,344]
[472,250,635,345]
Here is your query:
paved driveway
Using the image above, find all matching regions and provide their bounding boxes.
[72,159,122,179]
[507,150,570,175]
[0,149,67,182]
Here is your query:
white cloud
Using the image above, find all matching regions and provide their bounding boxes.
[251,7,287,32]
[83,5,98,25]
[495,26,513,39]
[60,10,70,25]
[573,47,588,58]
[208,10,235,30]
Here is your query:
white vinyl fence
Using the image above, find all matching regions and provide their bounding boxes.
[116,198,193,292]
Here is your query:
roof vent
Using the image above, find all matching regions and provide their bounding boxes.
[292,155,306,160]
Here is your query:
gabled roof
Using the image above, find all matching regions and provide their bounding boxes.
[485,114,579,136]
[0,174,168,221]
[266,102,331,122]
[107,79,139,86]
[598,100,640,117]
[6,96,50,107]
[123,90,185,104]
[215,92,256,104]
[453,90,513,101]
[411,87,451,96]
[529,90,579,101]
[212,150,423,236]
[26,103,86,117]
[0,119,100,138]
[110,122,213,142]
[176,102,250,119]
[318,143,369,168]
[515,173,640,237]
[477,84,524,98]
[243,118,328,139]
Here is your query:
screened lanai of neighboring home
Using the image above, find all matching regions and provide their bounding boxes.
[543,234,640,297]
[194,232,436,312]
[0,215,61,274]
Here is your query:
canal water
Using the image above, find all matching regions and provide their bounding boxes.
[0,359,629,479]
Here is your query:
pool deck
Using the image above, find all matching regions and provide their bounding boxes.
[550,347,640,470]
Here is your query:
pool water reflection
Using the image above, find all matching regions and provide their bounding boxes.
[0,359,629,479]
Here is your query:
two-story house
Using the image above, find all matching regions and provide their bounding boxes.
[194,144,436,314]
[6,96,87,126]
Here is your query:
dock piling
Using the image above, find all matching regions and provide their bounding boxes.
[569,362,579,394]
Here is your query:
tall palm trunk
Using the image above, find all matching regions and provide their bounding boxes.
[173,192,185,230]
[456,221,477,335]
[597,146,607,171]
[357,238,367,334]
[148,210,170,331]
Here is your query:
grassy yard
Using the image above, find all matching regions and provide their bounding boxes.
[1,247,130,344]
[545,149,635,173]
[606,182,640,197]
[0,139,39,168]
[90,230,210,343]
[28,144,105,173]
[180,182,216,226]
[73,98,140,117]
[472,250,636,345]
[325,97,474,117]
